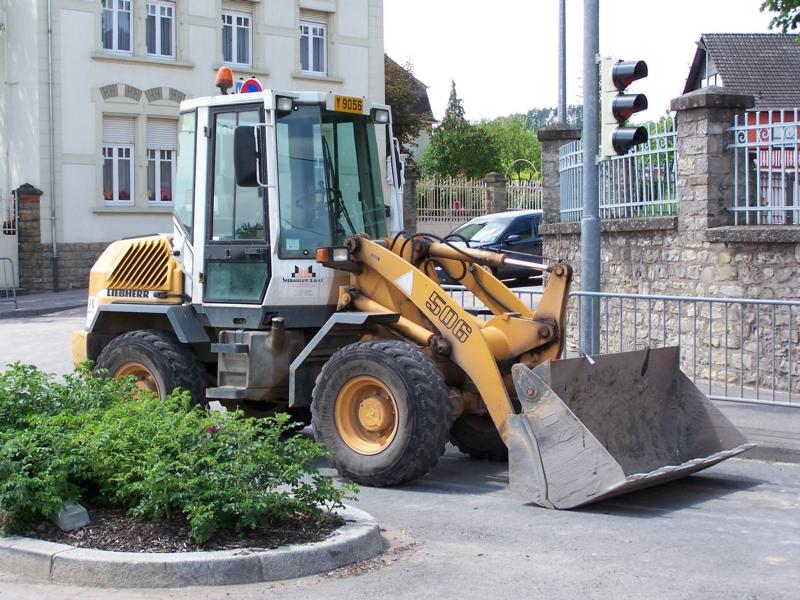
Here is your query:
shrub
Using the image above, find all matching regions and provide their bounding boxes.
[0,362,135,432]
[0,364,356,544]
[0,412,89,531]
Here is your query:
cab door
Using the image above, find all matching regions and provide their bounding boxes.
[203,105,270,304]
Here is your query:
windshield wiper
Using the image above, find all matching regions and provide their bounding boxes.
[322,136,356,237]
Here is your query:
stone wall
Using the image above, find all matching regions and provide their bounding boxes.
[537,88,800,394]
[16,185,106,293]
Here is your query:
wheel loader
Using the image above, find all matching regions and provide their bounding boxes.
[72,80,753,509]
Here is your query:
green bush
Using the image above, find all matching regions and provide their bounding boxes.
[0,412,88,531]
[0,362,135,431]
[0,363,355,544]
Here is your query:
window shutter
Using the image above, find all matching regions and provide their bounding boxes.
[147,118,177,150]
[222,0,254,14]
[102,116,135,145]
[299,9,327,23]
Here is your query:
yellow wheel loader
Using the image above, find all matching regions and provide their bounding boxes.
[72,83,753,509]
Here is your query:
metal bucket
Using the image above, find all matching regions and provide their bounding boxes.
[507,346,754,509]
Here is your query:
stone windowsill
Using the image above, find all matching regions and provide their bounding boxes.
[705,225,800,244]
[91,52,195,70]
[540,216,678,235]
[213,64,272,79]
[291,71,344,84]
[93,205,174,215]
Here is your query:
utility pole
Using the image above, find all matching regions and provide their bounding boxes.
[558,0,566,122]
[580,0,600,354]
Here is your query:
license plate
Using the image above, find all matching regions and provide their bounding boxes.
[333,95,364,114]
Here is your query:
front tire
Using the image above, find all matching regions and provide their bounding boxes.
[95,329,207,406]
[311,340,451,487]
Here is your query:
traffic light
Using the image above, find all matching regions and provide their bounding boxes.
[600,58,649,156]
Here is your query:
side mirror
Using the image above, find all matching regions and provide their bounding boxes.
[505,234,522,243]
[234,125,265,187]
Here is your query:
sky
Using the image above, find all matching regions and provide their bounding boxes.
[384,0,776,123]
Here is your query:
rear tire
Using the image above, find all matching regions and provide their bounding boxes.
[450,414,508,462]
[95,329,207,406]
[311,340,451,487]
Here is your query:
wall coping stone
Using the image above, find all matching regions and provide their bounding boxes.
[541,217,677,236]
[537,124,582,142]
[670,86,755,112]
[705,225,800,244]
[15,183,43,197]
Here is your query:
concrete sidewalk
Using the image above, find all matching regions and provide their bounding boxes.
[0,288,87,320]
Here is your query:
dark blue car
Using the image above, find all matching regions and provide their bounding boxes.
[440,209,543,284]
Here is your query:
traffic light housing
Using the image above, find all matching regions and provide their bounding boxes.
[601,58,649,156]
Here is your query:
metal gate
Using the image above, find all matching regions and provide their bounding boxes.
[0,195,19,305]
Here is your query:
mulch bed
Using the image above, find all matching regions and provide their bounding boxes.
[25,508,341,553]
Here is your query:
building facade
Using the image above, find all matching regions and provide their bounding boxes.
[0,0,385,291]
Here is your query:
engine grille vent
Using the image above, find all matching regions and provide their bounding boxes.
[107,238,173,290]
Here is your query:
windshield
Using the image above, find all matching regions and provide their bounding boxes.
[276,104,386,258]
[451,219,511,244]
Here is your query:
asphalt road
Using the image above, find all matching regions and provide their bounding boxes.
[0,310,798,599]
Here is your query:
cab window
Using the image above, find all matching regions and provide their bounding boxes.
[210,109,264,242]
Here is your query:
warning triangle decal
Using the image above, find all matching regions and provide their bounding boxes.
[394,270,414,296]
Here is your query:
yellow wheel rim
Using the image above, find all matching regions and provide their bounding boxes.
[115,361,162,398]
[335,375,399,455]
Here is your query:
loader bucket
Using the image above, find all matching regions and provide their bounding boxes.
[507,346,754,509]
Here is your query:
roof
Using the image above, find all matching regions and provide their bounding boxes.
[385,54,434,119]
[684,33,800,109]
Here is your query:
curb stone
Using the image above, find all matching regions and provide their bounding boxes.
[0,505,383,588]
[0,303,85,320]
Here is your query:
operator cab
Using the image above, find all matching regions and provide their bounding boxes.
[171,76,403,329]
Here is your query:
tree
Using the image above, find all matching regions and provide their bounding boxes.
[761,0,800,32]
[482,115,541,179]
[384,56,431,159]
[526,105,584,131]
[418,81,501,178]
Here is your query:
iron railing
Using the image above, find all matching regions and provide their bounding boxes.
[729,109,800,225]
[416,177,488,222]
[506,180,542,211]
[0,195,18,296]
[1,196,16,236]
[559,119,678,222]
[0,258,17,309]
[444,286,799,408]
[568,291,799,407]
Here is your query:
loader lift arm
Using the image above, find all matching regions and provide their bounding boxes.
[320,233,572,442]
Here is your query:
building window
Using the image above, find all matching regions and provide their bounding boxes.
[222,11,251,67]
[101,0,132,53]
[102,117,135,204]
[300,21,326,75]
[146,119,178,203]
[147,149,174,202]
[146,1,175,59]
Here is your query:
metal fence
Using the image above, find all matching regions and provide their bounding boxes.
[1,196,16,236]
[729,109,800,225]
[506,180,542,211]
[0,258,17,309]
[567,291,799,407]
[559,118,678,221]
[416,177,488,222]
[0,195,18,295]
[444,286,799,408]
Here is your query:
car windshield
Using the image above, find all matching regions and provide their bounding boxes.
[451,219,511,244]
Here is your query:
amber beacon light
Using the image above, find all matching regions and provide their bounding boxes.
[215,66,234,95]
